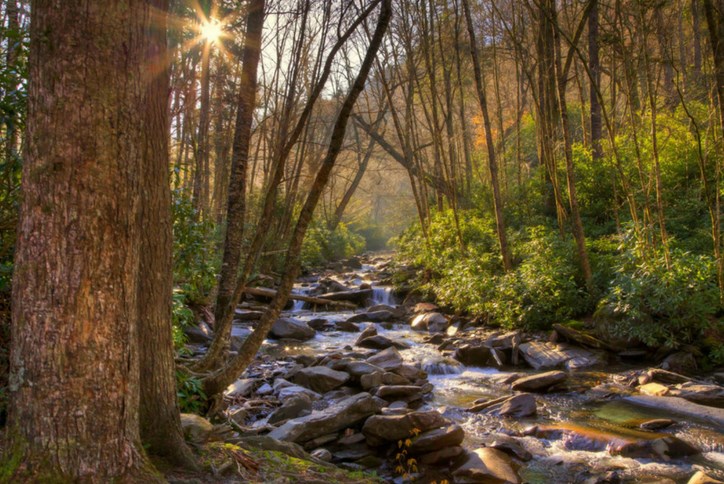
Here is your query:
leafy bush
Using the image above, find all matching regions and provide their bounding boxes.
[596,240,720,350]
[176,369,207,414]
[301,221,365,268]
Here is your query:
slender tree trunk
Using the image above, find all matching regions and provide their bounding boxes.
[589,0,603,160]
[462,0,512,271]
[203,0,392,398]
[138,0,198,470]
[197,0,265,373]
[6,1,160,480]
[193,38,212,217]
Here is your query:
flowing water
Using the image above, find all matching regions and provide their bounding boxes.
[236,258,724,482]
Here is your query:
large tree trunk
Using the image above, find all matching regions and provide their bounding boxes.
[5,1,160,481]
[202,0,392,398]
[196,0,265,372]
[138,0,198,470]
[462,0,512,271]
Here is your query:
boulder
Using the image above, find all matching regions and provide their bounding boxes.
[355,325,377,345]
[454,344,502,367]
[410,312,449,332]
[343,361,385,379]
[362,411,449,443]
[375,385,423,401]
[268,394,313,425]
[511,371,567,392]
[493,393,537,418]
[611,436,699,459]
[519,341,599,370]
[346,310,396,323]
[408,424,465,454]
[360,371,384,390]
[180,413,214,444]
[307,318,332,331]
[419,446,465,465]
[269,392,384,444]
[625,394,724,427]
[292,366,350,394]
[452,448,521,484]
[335,320,360,332]
[269,318,315,341]
[357,334,410,350]
[366,347,403,371]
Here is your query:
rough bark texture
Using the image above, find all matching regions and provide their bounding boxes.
[589,0,603,160]
[138,0,198,470]
[6,1,160,481]
[199,0,265,372]
[462,0,512,271]
[202,0,392,398]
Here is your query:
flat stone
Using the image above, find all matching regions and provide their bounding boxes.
[375,385,422,401]
[269,392,384,444]
[268,394,313,425]
[343,361,384,378]
[362,411,449,443]
[511,371,567,392]
[360,371,383,390]
[640,382,670,397]
[357,334,410,350]
[366,347,403,371]
[291,366,350,393]
[408,424,465,454]
[418,446,465,465]
[493,393,537,418]
[346,310,395,323]
[453,448,521,484]
[519,341,599,370]
[278,384,321,402]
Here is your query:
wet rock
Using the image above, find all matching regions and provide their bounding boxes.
[661,351,698,374]
[318,289,372,306]
[375,385,423,402]
[625,394,724,427]
[408,424,465,454]
[366,347,403,371]
[639,418,675,430]
[454,344,500,367]
[362,410,449,443]
[335,320,360,332]
[269,317,315,341]
[184,321,213,344]
[302,433,338,450]
[343,361,384,379]
[257,383,273,395]
[357,334,410,350]
[452,448,521,484]
[307,318,332,331]
[368,304,404,318]
[291,366,350,394]
[355,325,377,345]
[393,363,426,381]
[338,432,366,445]
[382,372,410,386]
[418,446,465,465]
[565,348,607,370]
[346,310,395,323]
[671,382,724,407]
[511,370,567,392]
[487,435,533,461]
[639,382,670,396]
[493,393,537,418]
[310,448,332,462]
[268,394,313,425]
[180,413,213,444]
[277,384,322,402]
[688,471,724,484]
[269,392,384,444]
[410,312,449,332]
[611,436,699,459]
[360,371,383,390]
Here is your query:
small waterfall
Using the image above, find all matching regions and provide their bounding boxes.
[290,287,309,312]
[422,357,464,375]
[371,286,396,306]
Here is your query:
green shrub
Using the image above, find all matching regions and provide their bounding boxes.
[596,240,720,350]
[301,221,365,268]
[176,369,207,414]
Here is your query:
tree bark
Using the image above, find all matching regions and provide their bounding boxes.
[138,0,198,470]
[6,1,160,480]
[202,0,392,398]
[589,0,603,160]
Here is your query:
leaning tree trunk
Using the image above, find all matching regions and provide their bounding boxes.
[138,0,198,470]
[5,1,160,481]
[202,0,392,398]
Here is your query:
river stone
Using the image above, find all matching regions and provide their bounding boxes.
[310,448,333,462]
[292,366,350,393]
[269,317,316,341]
[382,371,410,386]
[307,318,332,331]
[688,471,724,484]
[366,347,403,371]
[184,321,213,343]
[511,371,567,392]
[355,325,377,345]
[452,448,521,484]
[224,378,256,398]
[410,312,449,332]
[419,446,465,465]
[268,394,313,425]
[611,436,699,459]
[278,384,322,402]
[486,435,533,461]
[640,382,670,396]
[491,393,537,418]
[180,413,213,444]
[409,424,465,454]
[519,341,600,370]
[269,392,384,443]
[346,310,395,323]
[335,320,361,332]
[393,363,426,380]
[360,371,384,390]
[375,385,423,401]
[362,410,449,443]
[357,334,410,350]
[454,344,499,367]
[661,351,698,373]
[368,304,405,318]
[671,383,724,407]
[343,361,384,378]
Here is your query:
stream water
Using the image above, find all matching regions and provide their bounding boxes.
[234,257,724,483]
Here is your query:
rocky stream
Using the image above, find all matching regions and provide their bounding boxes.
[184,254,724,483]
